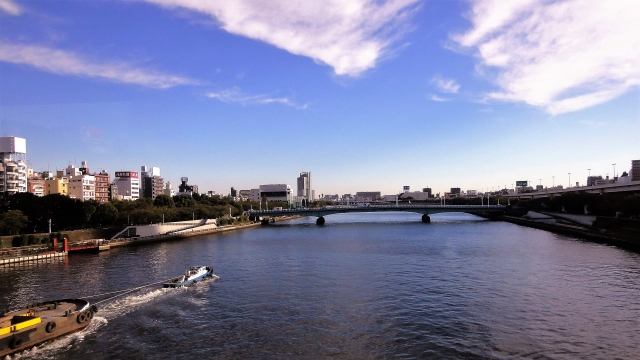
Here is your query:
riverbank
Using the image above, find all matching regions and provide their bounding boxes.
[0,216,301,265]
[481,213,640,250]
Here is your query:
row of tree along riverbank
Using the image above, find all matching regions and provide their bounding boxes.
[0,192,294,237]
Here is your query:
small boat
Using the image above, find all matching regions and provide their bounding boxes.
[0,299,97,358]
[163,266,216,288]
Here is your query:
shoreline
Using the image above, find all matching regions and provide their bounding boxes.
[0,216,302,265]
[104,215,302,249]
[479,213,640,251]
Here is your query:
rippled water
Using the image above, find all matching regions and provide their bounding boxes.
[2,212,640,359]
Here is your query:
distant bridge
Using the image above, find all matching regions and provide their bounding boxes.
[249,204,506,225]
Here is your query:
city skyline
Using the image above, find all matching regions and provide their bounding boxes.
[0,1,637,195]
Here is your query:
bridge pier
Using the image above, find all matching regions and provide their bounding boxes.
[316,216,325,225]
[421,215,431,223]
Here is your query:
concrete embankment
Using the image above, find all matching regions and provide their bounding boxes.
[104,215,301,249]
[0,216,301,264]
[480,213,640,250]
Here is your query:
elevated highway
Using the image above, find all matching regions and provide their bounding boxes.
[249,204,506,225]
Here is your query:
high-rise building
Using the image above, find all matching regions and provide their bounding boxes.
[62,162,95,201]
[178,177,198,196]
[632,160,640,182]
[297,172,313,200]
[450,188,461,195]
[94,170,110,203]
[114,171,140,200]
[0,136,27,195]
[140,166,164,199]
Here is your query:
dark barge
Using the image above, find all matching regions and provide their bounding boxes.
[0,299,96,358]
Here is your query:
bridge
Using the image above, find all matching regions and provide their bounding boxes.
[249,204,506,225]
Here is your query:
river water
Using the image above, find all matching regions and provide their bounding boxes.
[2,212,640,359]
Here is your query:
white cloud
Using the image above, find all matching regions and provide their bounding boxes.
[430,94,449,102]
[143,0,419,76]
[206,88,307,109]
[454,0,640,114]
[431,76,460,93]
[0,0,23,15]
[0,42,197,88]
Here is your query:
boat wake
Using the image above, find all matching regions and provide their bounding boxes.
[5,289,172,360]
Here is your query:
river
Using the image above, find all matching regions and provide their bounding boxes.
[2,212,639,359]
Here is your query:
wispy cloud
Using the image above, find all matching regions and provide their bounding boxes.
[143,0,420,77]
[0,0,23,16]
[430,94,449,102]
[453,0,640,114]
[0,42,197,88]
[431,76,460,94]
[206,88,307,109]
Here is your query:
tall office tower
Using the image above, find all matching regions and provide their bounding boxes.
[0,136,27,195]
[141,166,164,200]
[297,172,313,200]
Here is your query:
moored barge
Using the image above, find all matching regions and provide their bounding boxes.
[0,299,96,358]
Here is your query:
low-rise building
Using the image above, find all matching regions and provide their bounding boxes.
[164,181,175,197]
[250,189,261,202]
[400,191,431,201]
[259,184,292,202]
[28,179,45,197]
[355,191,381,202]
[68,174,96,201]
[45,177,68,196]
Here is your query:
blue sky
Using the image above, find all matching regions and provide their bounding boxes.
[0,0,638,196]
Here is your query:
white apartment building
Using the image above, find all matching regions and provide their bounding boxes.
[68,174,96,201]
[115,171,140,200]
[0,136,27,195]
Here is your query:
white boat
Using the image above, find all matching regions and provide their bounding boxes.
[163,266,217,288]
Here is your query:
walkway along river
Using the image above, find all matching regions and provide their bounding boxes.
[1,212,639,359]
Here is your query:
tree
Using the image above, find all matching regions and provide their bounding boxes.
[0,210,28,235]
[92,202,119,226]
[174,195,196,208]
[153,194,175,208]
